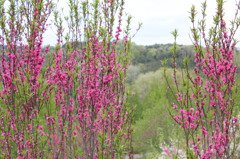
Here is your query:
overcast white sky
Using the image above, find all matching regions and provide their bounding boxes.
[43,0,240,46]
[124,0,240,45]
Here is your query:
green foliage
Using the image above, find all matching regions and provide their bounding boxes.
[128,43,197,73]
[127,68,184,155]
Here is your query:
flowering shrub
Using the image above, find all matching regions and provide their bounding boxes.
[163,0,240,158]
[0,0,139,158]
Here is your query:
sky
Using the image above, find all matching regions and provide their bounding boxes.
[124,0,240,46]
[43,0,240,46]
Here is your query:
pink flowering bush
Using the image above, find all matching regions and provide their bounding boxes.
[163,0,240,158]
[0,0,138,158]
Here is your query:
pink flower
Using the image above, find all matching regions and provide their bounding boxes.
[73,131,77,136]
[233,117,238,123]
[173,105,178,110]
[164,148,172,157]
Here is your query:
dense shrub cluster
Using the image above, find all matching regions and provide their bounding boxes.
[0,0,139,158]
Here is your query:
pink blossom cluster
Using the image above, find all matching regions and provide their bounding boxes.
[167,1,240,158]
[0,0,134,158]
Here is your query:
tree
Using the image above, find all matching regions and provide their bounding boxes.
[0,0,139,158]
[163,1,240,158]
